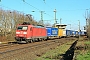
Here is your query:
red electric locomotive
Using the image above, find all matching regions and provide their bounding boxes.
[15,22,47,43]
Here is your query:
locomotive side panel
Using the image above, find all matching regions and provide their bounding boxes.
[32,27,47,39]
[26,26,33,39]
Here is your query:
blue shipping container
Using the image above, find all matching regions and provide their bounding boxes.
[46,27,58,37]
[78,32,82,35]
[66,30,71,36]
[72,30,77,36]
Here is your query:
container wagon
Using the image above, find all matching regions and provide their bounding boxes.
[62,30,67,37]
[80,30,87,36]
[66,30,71,37]
[72,30,78,37]
[46,27,58,39]
[72,30,77,37]
[58,29,63,38]
[59,29,71,38]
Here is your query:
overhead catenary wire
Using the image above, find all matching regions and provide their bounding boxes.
[43,0,54,10]
[22,0,55,25]
[22,0,54,18]
[42,0,55,17]
[0,1,51,23]
[0,0,88,23]
[22,0,40,11]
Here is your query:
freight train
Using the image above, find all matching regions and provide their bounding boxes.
[15,22,86,43]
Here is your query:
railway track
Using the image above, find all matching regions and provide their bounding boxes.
[0,38,77,60]
[0,42,19,49]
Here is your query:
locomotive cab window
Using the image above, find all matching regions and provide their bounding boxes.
[17,26,28,30]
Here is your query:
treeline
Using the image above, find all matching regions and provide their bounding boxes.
[0,8,38,36]
[0,8,52,36]
[87,16,90,39]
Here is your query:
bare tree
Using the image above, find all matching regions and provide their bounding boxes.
[87,15,90,39]
[0,8,38,36]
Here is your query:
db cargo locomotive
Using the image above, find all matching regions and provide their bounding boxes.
[15,22,47,43]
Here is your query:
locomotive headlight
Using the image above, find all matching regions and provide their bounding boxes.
[23,32,27,34]
[16,32,20,34]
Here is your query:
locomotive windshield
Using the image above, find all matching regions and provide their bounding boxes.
[17,26,28,30]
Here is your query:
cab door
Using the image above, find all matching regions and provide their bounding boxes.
[29,27,33,38]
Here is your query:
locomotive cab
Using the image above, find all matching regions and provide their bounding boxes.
[15,23,33,43]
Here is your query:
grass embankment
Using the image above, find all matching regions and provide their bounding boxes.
[36,40,76,60]
[76,40,90,60]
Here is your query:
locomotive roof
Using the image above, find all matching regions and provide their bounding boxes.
[33,26,45,28]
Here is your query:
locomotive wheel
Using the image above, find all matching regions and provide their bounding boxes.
[37,38,40,41]
[26,40,29,43]
[30,40,33,43]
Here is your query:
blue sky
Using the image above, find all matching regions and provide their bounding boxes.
[0,0,90,30]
